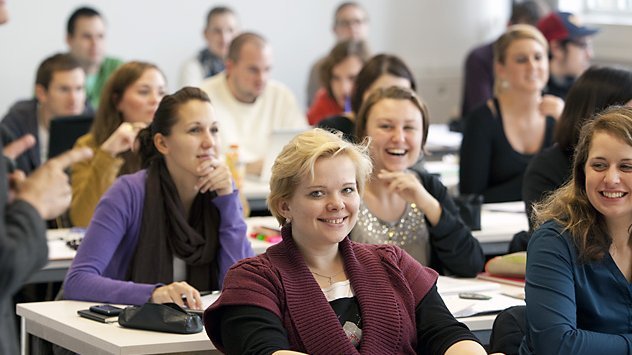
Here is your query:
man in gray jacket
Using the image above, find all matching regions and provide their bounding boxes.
[0,3,93,353]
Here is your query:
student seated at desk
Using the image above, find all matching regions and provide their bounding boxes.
[64,87,253,309]
[205,128,487,354]
[307,39,368,125]
[523,66,632,232]
[351,86,484,277]
[69,61,166,227]
[521,106,632,354]
[318,53,416,142]
[459,25,560,203]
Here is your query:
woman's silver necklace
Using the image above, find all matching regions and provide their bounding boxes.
[310,269,345,286]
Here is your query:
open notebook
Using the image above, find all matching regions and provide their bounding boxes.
[437,276,524,318]
[436,275,501,295]
[186,291,221,315]
[442,293,525,318]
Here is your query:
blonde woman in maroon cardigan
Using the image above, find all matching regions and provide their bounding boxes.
[204,129,487,354]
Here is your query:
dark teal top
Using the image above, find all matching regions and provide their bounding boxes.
[520,220,632,354]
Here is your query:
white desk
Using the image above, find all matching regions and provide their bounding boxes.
[473,202,529,255]
[18,277,521,354]
[425,124,462,155]
[453,288,523,342]
[242,177,270,213]
[438,276,525,345]
[244,202,528,257]
[30,226,276,284]
[32,202,526,284]
[17,301,219,355]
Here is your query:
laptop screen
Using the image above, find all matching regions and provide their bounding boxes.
[48,115,93,159]
[259,128,307,183]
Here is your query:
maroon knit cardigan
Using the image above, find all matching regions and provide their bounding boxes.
[205,225,438,354]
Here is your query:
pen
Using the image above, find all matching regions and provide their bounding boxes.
[501,292,525,300]
[459,292,492,300]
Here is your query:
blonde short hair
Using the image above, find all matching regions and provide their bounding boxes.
[267,128,373,225]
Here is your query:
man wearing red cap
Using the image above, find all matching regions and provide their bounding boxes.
[538,11,599,99]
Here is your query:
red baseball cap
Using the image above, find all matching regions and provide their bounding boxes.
[537,12,599,42]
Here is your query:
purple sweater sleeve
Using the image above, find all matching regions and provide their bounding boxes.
[64,172,158,305]
[213,189,254,288]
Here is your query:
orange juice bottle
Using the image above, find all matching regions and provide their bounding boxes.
[226,144,243,188]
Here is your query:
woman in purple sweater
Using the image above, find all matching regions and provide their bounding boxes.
[64,87,253,310]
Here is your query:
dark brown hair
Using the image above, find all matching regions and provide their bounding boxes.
[320,39,369,101]
[555,66,632,154]
[205,6,235,29]
[350,54,417,114]
[35,53,82,90]
[66,6,102,36]
[138,87,212,168]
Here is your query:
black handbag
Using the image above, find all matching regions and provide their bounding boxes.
[118,302,203,334]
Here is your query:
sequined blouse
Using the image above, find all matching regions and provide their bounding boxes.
[351,202,431,266]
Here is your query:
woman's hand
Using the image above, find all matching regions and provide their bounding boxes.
[377,169,431,204]
[539,94,564,121]
[150,281,203,310]
[377,169,442,225]
[100,122,146,156]
[196,158,233,196]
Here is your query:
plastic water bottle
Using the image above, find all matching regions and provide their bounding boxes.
[225,144,244,188]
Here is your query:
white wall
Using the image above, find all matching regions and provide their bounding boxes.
[0,0,510,124]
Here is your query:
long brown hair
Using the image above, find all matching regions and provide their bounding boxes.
[320,39,369,101]
[534,106,632,261]
[90,61,163,145]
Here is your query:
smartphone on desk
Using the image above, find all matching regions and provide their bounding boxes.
[78,309,119,323]
[90,304,123,316]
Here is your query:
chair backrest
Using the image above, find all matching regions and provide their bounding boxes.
[48,114,93,159]
[489,305,526,355]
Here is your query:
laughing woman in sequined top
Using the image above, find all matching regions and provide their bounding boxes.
[351,86,485,277]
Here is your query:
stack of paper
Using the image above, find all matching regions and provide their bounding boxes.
[436,276,501,295]
[201,292,221,310]
[442,293,525,318]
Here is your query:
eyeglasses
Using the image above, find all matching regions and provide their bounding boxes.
[335,18,366,28]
